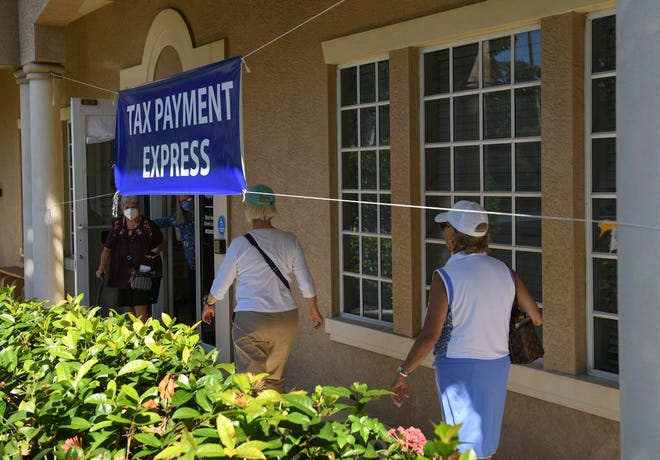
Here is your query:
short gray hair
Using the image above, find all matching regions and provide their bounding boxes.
[120,195,140,207]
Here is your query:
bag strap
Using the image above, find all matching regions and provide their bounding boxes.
[244,233,291,292]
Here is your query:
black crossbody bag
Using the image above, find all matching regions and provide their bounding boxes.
[244,233,291,292]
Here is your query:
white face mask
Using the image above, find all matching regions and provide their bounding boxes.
[123,208,139,220]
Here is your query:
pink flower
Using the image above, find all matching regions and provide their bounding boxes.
[387,426,427,456]
[61,436,83,460]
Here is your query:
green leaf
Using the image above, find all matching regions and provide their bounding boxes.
[74,358,98,383]
[60,417,91,430]
[233,444,267,459]
[85,393,113,405]
[154,444,189,459]
[134,433,163,448]
[171,389,194,407]
[194,443,225,458]
[281,393,316,417]
[459,449,478,460]
[117,359,154,376]
[216,413,236,450]
[119,384,140,403]
[171,407,202,419]
[284,412,311,425]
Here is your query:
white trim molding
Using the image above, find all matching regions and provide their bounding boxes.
[325,318,620,421]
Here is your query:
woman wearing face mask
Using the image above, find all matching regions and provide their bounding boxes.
[96,195,167,321]
[153,195,196,324]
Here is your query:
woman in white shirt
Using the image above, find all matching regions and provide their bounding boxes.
[202,184,324,392]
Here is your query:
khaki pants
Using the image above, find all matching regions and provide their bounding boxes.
[232,309,298,393]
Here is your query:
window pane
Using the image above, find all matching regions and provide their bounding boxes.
[381,238,392,278]
[593,317,619,373]
[453,43,479,91]
[360,151,377,189]
[342,235,360,274]
[381,282,393,322]
[341,109,358,148]
[454,94,479,141]
[426,242,450,285]
[363,279,379,319]
[592,77,616,133]
[515,142,541,192]
[425,147,451,192]
[379,149,391,190]
[592,198,617,253]
[515,87,541,137]
[378,105,390,145]
[485,196,512,245]
[592,16,616,73]
[516,251,542,301]
[516,197,541,246]
[361,194,377,233]
[425,99,450,143]
[425,49,450,96]
[360,107,377,147]
[593,258,617,314]
[342,151,358,189]
[380,194,391,235]
[592,138,616,193]
[426,195,452,240]
[359,63,376,103]
[378,60,390,101]
[340,67,357,106]
[490,248,512,267]
[454,145,480,191]
[483,90,511,139]
[515,30,542,82]
[483,36,511,87]
[343,276,360,316]
[484,144,511,192]
[362,236,379,276]
[342,193,359,232]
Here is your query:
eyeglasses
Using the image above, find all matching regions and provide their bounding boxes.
[440,222,451,230]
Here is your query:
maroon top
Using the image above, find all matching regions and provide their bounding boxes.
[103,216,164,288]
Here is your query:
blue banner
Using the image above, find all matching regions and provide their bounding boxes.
[115,56,246,195]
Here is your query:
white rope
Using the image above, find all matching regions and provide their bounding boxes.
[51,72,119,96]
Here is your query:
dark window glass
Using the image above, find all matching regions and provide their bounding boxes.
[592,198,617,254]
[342,235,360,274]
[593,258,618,314]
[515,30,542,82]
[378,60,390,101]
[361,194,378,233]
[592,77,616,133]
[343,275,360,315]
[342,151,358,189]
[425,99,451,143]
[381,238,392,278]
[454,94,479,141]
[341,109,358,148]
[340,67,357,106]
[379,150,391,190]
[485,196,512,245]
[490,248,512,267]
[592,138,616,193]
[483,36,511,87]
[380,194,391,235]
[593,317,619,373]
[363,279,379,319]
[516,251,542,301]
[362,236,379,276]
[378,105,390,145]
[360,151,377,190]
[516,197,542,247]
[515,87,541,137]
[425,147,451,192]
[592,16,616,73]
[359,63,376,104]
[426,195,452,240]
[342,193,359,232]
[454,145,480,191]
[381,282,393,322]
[515,142,541,192]
[425,49,450,96]
[484,143,511,192]
[360,107,377,147]
[483,90,511,139]
[426,242,451,285]
[453,43,479,91]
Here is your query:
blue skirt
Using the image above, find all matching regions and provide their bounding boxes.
[435,356,510,458]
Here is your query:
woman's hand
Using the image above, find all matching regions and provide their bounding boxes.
[391,373,409,407]
[202,306,215,324]
[96,265,107,279]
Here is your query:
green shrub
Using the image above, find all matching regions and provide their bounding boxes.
[0,287,474,459]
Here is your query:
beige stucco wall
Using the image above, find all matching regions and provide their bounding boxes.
[0,70,23,268]
[1,0,621,457]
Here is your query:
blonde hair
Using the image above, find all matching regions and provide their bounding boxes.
[245,202,278,222]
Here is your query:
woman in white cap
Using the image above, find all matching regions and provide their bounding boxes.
[390,200,542,460]
[202,184,324,392]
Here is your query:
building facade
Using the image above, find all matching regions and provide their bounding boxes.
[2,0,656,458]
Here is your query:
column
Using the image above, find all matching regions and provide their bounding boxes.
[14,69,34,298]
[618,0,660,456]
[23,63,65,303]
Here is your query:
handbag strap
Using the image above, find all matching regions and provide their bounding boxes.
[244,233,291,292]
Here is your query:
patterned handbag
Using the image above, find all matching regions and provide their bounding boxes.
[509,302,544,364]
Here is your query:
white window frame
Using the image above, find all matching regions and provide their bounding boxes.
[419,25,543,306]
[337,56,393,326]
[585,9,618,380]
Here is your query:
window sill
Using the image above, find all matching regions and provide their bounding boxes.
[325,317,619,421]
